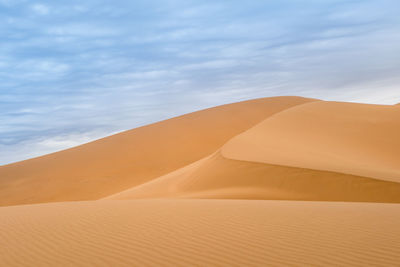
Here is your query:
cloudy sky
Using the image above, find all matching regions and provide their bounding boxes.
[1,0,400,165]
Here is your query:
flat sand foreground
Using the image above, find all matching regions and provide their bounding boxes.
[1,96,400,266]
[1,200,400,267]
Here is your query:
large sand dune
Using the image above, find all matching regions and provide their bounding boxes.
[106,100,400,202]
[1,96,400,266]
[0,96,315,206]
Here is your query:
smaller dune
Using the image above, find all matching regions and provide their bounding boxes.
[222,101,400,182]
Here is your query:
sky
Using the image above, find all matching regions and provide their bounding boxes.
[1,0,400,165]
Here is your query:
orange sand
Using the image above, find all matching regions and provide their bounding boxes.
[1,96,400,266]
[2,200,400,266]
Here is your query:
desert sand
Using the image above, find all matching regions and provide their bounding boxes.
[1,96,400,266]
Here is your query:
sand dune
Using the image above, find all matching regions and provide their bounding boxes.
[222,101,400,182]
[0,96,316,206]
[1,200,400,267]
[2,96,400,266]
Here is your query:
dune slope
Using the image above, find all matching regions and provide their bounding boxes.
[107,151,400,203]
[1,200,400,267]
[0,96,316,206]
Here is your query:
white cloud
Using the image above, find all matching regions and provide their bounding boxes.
[31,3,49,15]
[47,24,119,37]
[0,130,121,165]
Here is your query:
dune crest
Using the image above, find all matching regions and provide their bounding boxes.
[106,150,400,203]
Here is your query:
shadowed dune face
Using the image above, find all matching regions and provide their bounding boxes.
[0,96,316,206]
[107,152,400,203]
[1,200,400,267]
